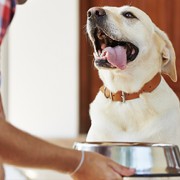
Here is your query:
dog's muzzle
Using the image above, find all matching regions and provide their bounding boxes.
[87,7,139,70]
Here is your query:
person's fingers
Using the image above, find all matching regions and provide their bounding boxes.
[109,161,135,177]
[109,170,123,180]
[118,166,135,176]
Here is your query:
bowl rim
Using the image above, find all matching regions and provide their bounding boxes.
[73,141,178,148]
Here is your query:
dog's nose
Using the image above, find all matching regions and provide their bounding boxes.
[87,7,106,19]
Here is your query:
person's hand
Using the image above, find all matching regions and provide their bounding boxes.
[71,151,135,180]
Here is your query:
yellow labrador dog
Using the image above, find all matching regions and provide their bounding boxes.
[86,5,180,148]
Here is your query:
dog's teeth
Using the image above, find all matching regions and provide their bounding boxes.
[94,52,98,57]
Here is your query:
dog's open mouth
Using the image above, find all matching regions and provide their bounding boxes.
[93,28,139,69]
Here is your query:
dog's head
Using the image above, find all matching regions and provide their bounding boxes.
[86,6,177,92]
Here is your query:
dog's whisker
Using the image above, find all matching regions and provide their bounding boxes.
[128,0,133,6]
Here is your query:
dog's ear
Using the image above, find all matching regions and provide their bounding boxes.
[154,26,177,82]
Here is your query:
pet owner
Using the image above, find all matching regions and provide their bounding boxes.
[0,0,135,179]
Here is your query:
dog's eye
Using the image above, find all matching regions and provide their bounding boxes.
[122,12,137,19]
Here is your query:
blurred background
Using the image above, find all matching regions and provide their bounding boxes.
[1,0,79,138]
[0,0,180,178]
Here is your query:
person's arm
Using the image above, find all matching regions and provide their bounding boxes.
[0,120,135,179]
[0,119,79,172]
[0,93,134,179]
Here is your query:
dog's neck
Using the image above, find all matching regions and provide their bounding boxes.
[100,73,161,102]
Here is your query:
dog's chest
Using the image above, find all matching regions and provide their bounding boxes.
[90,92,158,131]
[88,88,180,143]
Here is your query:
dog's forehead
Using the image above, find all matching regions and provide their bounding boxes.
[104,5,150,18]
[103,5,153,28]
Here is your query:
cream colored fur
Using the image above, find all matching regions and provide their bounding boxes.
[86,6,180,148]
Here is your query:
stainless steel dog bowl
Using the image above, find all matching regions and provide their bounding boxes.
[73,142,180,177]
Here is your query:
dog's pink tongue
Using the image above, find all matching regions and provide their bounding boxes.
[102,46,127,69]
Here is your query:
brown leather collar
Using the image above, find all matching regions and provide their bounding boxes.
[100,73,161,102]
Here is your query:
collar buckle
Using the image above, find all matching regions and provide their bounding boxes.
[121,91,126,103]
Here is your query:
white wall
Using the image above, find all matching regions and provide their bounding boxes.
[7,0,79,138]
